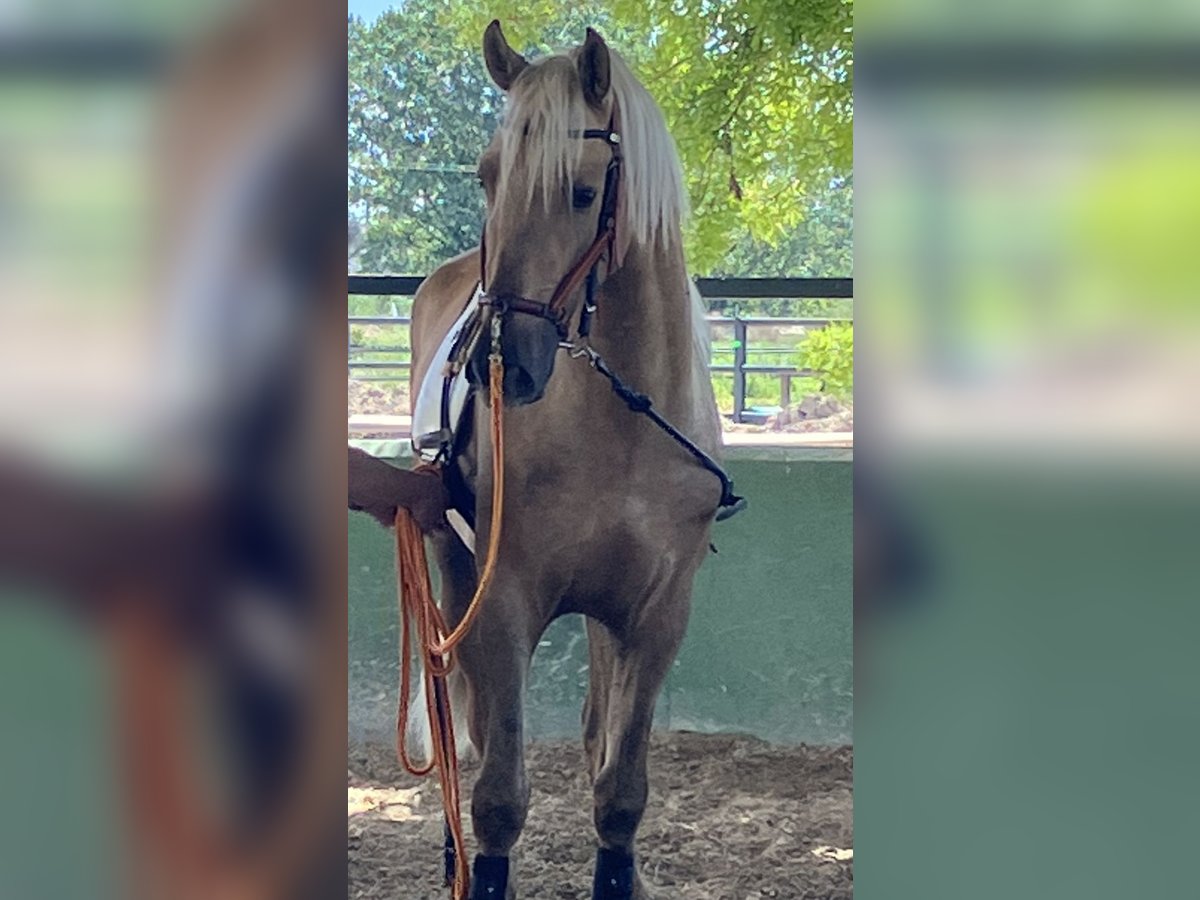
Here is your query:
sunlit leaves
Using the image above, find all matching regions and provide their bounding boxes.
[348,7,498,274]
[349,0,852,276]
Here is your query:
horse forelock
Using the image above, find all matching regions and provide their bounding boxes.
[495,57,585,216]
[492,47,688,255]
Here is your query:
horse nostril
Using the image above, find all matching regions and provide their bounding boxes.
[515,369,535,396]
[503,367,541,404]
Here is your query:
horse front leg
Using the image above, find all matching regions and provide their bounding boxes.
[588,584,690,900]
[582,618,616,782]
[451,577,538,900]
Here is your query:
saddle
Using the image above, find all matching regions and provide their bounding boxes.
[411,285,481,461]
[411,285,484,552]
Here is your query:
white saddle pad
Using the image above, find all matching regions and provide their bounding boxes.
[411,285,480,463]
[411,286,481,555]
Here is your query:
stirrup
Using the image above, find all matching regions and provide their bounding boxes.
[592,847,636,899]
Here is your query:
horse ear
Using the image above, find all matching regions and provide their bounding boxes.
[578,27,611,107]
[483,20,527,92]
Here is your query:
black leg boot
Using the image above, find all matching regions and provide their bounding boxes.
[592,847,636,900]
[470,854,510,899]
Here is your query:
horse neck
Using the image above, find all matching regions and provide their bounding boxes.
[590,240,698,416]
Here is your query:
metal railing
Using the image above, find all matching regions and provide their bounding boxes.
[349,275,852,422]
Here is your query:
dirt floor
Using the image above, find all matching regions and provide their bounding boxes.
[348,732,852,899]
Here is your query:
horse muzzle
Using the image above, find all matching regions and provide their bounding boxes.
[466,311,561,406]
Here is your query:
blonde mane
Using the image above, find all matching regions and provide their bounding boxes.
[493,46,689,254]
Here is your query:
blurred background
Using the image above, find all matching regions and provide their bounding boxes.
[855,4,1200,898]
[0,2,345,898]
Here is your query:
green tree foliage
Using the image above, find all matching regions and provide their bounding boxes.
[613,0,852,272]
[348,5,499,275]
[349,0,852,284]
[712,171,852,315]
[796,321,853,399]
[719,174,852,278]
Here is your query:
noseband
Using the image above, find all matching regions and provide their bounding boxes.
[478,124,622,340]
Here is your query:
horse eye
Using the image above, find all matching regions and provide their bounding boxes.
[573,186,596,209]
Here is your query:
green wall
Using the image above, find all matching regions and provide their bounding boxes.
[349,445,852,746]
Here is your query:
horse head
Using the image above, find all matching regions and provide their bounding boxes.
[466,22,621,405]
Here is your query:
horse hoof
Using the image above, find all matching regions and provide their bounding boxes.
[592,847,636,900]
[470,854,510,899]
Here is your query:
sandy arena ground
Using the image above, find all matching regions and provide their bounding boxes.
[349,731,852,899]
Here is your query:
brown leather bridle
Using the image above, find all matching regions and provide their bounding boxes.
[478,124,623,341]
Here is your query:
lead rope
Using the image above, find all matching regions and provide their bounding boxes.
[394,315,507,900]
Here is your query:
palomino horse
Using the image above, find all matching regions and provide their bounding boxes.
[407,21,736,900]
